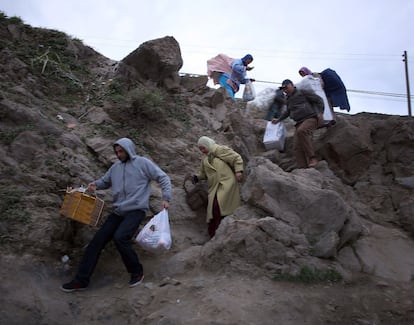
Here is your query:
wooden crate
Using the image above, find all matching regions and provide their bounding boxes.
[60,189,105,227]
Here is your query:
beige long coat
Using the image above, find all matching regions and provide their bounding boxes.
[197,144,244,223]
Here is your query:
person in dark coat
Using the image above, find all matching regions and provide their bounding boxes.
[272,79,324,168]
[319,68,351,112]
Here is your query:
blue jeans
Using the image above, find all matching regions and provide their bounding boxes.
[219,74,235,98]
[74,210,145,285]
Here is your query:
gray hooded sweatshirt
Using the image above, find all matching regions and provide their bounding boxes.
[94,138,171,216]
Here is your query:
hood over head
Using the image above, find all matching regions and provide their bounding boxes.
[299,66,312,76]
[114,137,137,160]
[241,54,253,65]
[197,136,216,150]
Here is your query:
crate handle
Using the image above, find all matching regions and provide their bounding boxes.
[66,186,100,199]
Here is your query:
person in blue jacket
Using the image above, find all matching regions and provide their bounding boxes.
[61,137,171,292]
[219,54,255,98]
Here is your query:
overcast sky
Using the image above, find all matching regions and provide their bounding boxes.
[2,0,414,116]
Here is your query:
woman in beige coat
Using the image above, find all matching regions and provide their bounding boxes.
[189,136,244,237]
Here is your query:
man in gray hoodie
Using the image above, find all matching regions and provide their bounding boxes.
[61,138,171,292]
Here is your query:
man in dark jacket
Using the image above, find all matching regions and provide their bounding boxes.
[61,137,171,292]
[272,79,324,168]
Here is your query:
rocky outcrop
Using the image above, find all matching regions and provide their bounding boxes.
[116,36,183,90]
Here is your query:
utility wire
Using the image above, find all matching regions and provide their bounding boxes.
[254,79,414,100]
[181,73,414,100]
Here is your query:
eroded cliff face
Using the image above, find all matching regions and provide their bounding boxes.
[0,14,413,324]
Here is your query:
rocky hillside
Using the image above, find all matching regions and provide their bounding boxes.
[1,13,414,324]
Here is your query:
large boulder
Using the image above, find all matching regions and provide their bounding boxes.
[315,116,374,184]
[315,113,414,185]
[116,36,183,90]
[241,157,362,257]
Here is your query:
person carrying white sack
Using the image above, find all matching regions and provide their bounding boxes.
[297,66,336,128]
[273,79,324,168]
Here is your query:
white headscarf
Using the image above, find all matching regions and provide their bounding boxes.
[197,136,215,150]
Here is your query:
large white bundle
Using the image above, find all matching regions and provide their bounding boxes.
[296,76,333,121]
[246,87,277,118]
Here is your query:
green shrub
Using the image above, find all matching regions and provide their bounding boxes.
[273,266,342,284]
[8,16,23,24]
[0,12,23,24]
[128,87,166,121]
[107,80,126,103]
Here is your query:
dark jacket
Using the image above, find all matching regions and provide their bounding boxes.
[279,88,324,125]
[265,88,286,121]
[319,68,351,111]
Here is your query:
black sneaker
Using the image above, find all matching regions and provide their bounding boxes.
[129,274,144,288]
[61,280,87,292]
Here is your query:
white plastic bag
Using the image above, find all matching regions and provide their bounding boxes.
[136,209,172,252]
[263,121,286,151]
[242,80,256,101]
[296,75,333,121]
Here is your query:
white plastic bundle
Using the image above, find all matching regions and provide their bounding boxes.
[263,121,287,151]
[136,209,172,253]
[296,76,333,121]
[242,80,256,101]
